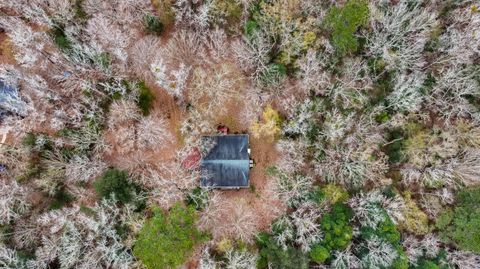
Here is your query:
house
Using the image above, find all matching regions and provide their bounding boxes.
[200,134,251,189]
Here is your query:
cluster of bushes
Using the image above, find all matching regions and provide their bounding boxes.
[257,232,310,269]
[436,187,480,253]
[254,184,356,268]
[324,0,369,56]
[310,203,353,263]
[93,168,140,204]
[358,215,408,268]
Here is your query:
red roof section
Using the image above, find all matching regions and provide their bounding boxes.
[181,147,201,170]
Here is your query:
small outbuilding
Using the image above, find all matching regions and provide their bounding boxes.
[200,134,250,189]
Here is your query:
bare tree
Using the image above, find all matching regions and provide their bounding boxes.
[316,145,389,189]
[327,58,372,110]
[65,155,107,183]
[359,235,398,269]
[151,58,191,100]
[128,36,162,80]
[290,201,324,252]
[199,195,258,243]
[0,180,29,225]
[108,99,142,128]
[331,245,361,269]
[269,169,314,208]
[296,50,329,94]
[34,199,135,269]
[189,63,242,112]
[0,244,28,269]
[85,14,134,67]
[448,250,480,269]
[402,234,441,266]
[198,246,217,269]
[366,1,437,72]
[348,190,405,228]
[137,115,173,151]
[386,72,426,113]
[232,31,272,79]
[0,17,50,68]
[222,249,258,269]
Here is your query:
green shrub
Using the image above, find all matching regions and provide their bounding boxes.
[436,187,480,253]
[319,203,353,249]
[213,0,243,30]
[137,81,156,116]
[93,52,111,71]
[399,191,430,235]
[185,187,209,210]
[143,14,164,35]
[435,209,453,230]
[324,0,369,56]
[310,203,353,264]
[259,63,287,86]
[93,169,137,204]
[359,215,408,269]
[360,217,401,244]
[309,244,330,263]
[411,249,451,269]
[50,25,72,51]
[256,232,310,269]
[370,69,396,106]
[383,129,405,164]
[322,184,349,204]
[22,132,37,147]
[49,187,75,210]
[307,186,326,205]
[133,203,205,269]
[244,20,260,38]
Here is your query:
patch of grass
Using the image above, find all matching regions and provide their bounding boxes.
[137,81,156,116]
[16,159,41,182]
[93,52,111,71]
[249,183,256,193]
[0,37,15,61]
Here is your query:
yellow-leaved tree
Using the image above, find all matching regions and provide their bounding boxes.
[250,105,282,142]
[399,191,430,235]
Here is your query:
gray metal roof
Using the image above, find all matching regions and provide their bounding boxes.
[200,135,250,188]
